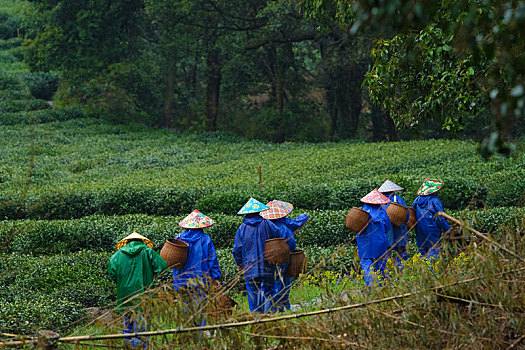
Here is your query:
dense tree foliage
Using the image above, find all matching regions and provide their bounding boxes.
[7,0,522,144]
[300,0,525,153]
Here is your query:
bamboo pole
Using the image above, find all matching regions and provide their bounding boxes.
[437,212,525,263]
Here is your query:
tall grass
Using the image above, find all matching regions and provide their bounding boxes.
[15,214,521,349]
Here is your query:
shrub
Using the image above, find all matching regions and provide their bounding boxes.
[2,207,521,256]
[0,108,84,125]
[0,98,49,113]
[0,12,20,40]
[0,250,113,334]
[0,38,22,50]
[19,71,60,100]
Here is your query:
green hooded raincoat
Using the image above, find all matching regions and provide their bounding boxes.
[107,240,168,311]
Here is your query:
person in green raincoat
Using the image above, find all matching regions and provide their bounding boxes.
[108,232,168,348]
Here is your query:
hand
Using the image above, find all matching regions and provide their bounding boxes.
[214,279,222,289]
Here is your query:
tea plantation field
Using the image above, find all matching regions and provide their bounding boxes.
[1,16,525,337]
[1,115,524,334]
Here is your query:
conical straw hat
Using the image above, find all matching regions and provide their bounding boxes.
[417,178,444,196]
[360,189,390,205]
[116,232,154,251]
[179,210,215,229]
[378,179,404,193]
[273,200,293,216]
[260,201,289,220]
[237,198,270,215]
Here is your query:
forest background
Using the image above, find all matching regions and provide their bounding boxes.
[2,0,523,148]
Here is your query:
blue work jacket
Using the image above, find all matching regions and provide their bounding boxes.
[382,193,409,246]
[232,214,285,280]
[172,229,221,290]
[412,195,451,248]
[274,213,309,233]
[357,204,390,259]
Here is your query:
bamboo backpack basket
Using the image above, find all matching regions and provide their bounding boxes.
[206,290,238,318]
[264,238,290,265]
[286,249,306,277]
[407,207,417,230]
[345,207,369,232]
[160,238,189,269]
[386,202,408,226]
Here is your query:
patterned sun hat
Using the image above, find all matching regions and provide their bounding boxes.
[417,178,445,196]
[260,201,289,220]
[273,200,293,216]
[116,232,154,251]
[179,210,215,229]
[237,198,270,215]
[378,179,404,193]
[360,189,390,205]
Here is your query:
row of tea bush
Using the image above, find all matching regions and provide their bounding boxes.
[1,207,523,255]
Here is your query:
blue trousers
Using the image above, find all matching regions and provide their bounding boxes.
[271,265,292,312]
[360,258,387,286]
[246,277,274,313]
[394,245,409,268]
[124,315,148,348]
[419,245,440,262]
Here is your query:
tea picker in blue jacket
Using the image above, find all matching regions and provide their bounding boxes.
[379,179,410,266]
[172,210,221,327]
[232,198,287,313]
[358,189,391,286]
[172,210,221,292]
[261,200,305,312]
[412,178,451,263]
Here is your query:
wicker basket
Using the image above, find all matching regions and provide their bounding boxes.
[386,202,408,226]
[407,208,417,230]
[160,238,189,269]
[345,207,369,232]
[206,289,237,318]
[286,249,306,277]
[264,238,290,265]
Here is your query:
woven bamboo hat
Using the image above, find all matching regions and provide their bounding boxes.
[360,189,390,205]
[417,178,444,196]
[179,210,215,229]
[378,179,404,193]
[116,232,154,251]
[273,200,294,216]
[237,198,270,215]
[260,201,289,220]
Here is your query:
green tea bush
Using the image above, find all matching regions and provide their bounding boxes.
[0,250,113,334]
[0,213,243,255]
[0,122,522,219]
[0,38,21,50]
[0,70,23,91]
[0,11,20,40]
[2,207,521,256]
[0,108,84,125]
[1,171,518,220]
[19,71,60,100]
[0,296,85,335]
[450,206,525,233]
[0,98,49,113]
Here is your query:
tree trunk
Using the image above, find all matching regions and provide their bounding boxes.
[206,47,222,132]
[163,63,175,128]
[320,37,365,140]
